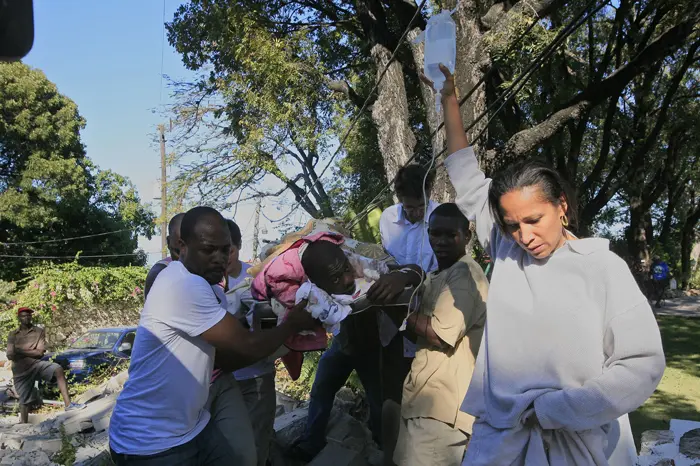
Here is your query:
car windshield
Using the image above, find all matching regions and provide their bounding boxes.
[70,331,122,350]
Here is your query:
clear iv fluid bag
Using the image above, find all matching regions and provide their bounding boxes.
[423,10,456,112]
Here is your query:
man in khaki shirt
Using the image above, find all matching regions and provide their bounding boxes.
[392,203,488,466]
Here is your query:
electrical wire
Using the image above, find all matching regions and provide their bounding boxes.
[0,229,132,247]
[159,0,167,103]
[0,253,154,260]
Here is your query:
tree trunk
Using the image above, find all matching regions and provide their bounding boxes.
[627,193,651,276]
[407,28,453,203]
[680,202,700,288]
[452,2,490,159]
[370,43,417,185]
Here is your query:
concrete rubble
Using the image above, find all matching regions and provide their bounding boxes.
[637,420,700,466]
[0,370,125,466]
[0,368,382,466]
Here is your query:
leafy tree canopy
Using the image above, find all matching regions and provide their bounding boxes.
[0,63,155,281]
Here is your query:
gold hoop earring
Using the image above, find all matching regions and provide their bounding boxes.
[561,215,569,227]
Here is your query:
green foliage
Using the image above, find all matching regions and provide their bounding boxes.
[690,263,700,290]
[0,63,156,281]
[347,207,383,244]
[1,263,146,347]
[166,1,354,217]
[0,281,16,307]
[277,342,363,400]
[52,424,77,466]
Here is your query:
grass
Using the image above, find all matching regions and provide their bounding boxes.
[629,315,700,448]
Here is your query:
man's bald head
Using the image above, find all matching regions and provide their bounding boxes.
[167,213,186,260]
[178,207,231,284]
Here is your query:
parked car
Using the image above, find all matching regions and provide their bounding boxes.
[42,327,136,384]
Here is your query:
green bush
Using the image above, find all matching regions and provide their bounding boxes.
[1,262,147,349]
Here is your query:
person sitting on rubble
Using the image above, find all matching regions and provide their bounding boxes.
[7,307,85,424]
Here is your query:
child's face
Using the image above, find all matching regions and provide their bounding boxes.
[316,255,356,296]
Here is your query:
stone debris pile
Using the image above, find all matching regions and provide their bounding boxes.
[637,420,700,466]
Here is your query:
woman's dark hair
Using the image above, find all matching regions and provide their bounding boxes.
[487,159,578,232]
[395,163,435,200]
[226,219,242,249]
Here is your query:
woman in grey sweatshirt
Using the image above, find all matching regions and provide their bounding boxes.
[432,65,665,465]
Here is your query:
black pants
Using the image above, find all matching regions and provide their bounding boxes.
[381,332,414,404]
[110,419,236,466]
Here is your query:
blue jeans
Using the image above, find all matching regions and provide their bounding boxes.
[297,337,383,456]
[109,419,235,466]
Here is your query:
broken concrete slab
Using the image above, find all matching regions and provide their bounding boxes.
[74,387,104,405]
[274,408,309,449]
[276,391,302,415]
[91,413,110,433]
[640,430,678,459]
[47,394,117,435]
[26,413,54,426]
[62,417,93,436]
[679,428,700,460]
[74,446,110,466]
[21,437,62,455]
[326,411,370,450]
[0,432,25,450]
[671,419,700,444]
[103,370,128,395]
[0,450,57,466]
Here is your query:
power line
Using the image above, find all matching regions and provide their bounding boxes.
[0,253,153,260]
[159,0,167,103]
[261,207,299,224]
[0,229,132,247]
[346,0,607,230]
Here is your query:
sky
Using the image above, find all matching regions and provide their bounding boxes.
[23,0,311,264]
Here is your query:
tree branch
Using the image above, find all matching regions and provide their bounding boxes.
[497,16,699,159]
[327,80,370,109]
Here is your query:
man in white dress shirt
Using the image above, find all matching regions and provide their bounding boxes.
[372,163,441,462]
[380,164,439,273]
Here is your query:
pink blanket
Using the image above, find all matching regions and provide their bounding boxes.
[251,232,344,353]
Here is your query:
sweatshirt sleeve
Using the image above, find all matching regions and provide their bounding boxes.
[534,255,665,431]
[443,147,500,257]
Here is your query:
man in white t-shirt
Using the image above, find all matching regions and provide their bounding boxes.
[109,207,316,466]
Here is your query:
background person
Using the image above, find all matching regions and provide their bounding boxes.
[650,256,670,309]
[145,213,185,298]
[7,307,84,424]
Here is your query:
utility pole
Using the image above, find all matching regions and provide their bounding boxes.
[252,198,262,260]
[158,124,167,259]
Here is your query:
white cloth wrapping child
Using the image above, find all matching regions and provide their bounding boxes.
[294,278,374,335]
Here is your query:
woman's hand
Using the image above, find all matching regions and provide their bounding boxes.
[420,63,456,99]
